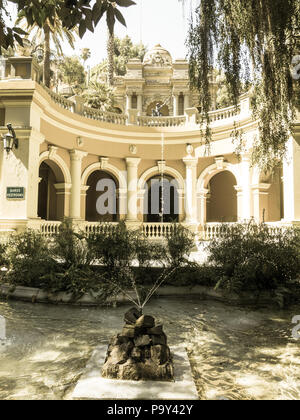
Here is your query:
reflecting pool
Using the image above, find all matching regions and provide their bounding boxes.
[0,297,299,400]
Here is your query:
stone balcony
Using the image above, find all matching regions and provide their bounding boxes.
[40,80,249,130]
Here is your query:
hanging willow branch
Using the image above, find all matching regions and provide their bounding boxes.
[187,0,300,171]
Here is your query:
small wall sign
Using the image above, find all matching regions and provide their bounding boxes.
[6,187,25,200]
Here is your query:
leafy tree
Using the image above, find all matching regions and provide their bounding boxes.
[16,6,77,87]
[80,47,91,67]
[0,0,27,50]
[186,0,300,171]
[91,35,147,81]
[58,55,86,92]
[0,0,136,58]
[215,72,235,109]
[83,80,115,111]
[114,35,147,75]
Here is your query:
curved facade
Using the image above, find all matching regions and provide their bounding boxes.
[0,56,299,240]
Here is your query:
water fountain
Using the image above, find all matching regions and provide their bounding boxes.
[101,308,174,382]
[159,132,165,224]
[101,132,175,384]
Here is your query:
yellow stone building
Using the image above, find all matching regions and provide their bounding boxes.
[0,49,299,242]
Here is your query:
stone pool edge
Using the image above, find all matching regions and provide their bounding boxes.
[0,282,283,307]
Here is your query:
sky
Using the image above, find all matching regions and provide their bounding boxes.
[4,0,199,69]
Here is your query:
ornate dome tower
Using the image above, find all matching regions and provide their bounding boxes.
[143,44,173,67]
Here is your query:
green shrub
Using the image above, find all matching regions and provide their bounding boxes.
[166,224,195,266]
[6,230,55,288]
[207,222,300,292]
[42,219,108,300]
[87,222,198,310]
[0,242,8,268]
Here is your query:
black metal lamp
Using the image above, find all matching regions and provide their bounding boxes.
[2,124,18,154]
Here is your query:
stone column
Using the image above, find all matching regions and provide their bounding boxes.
[27,130,45,220]
[126,157,141,222]
[137,94,143,115]
[197,188,209,226]
[184,94,190,112]
[252,183,271,223]
[173,94,178,117]
[177,188,185,222]
[117,188,128,220]
[137,188,147,222]
[80,185,90,221]
[237,154,252,221]
[183,156,198,223]
[69,150,87,220]
[283,136,300,222]
[54,183,72,220]
[0,128,44,223]
[234,185,244,222]
[126,93,132,112]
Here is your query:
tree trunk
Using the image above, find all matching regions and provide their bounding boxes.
[43,23,51,88]
[107,28,114,86]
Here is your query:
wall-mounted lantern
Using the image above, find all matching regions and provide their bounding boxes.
[1,124,18,154]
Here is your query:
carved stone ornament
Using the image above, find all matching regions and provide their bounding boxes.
[129,145,137,155]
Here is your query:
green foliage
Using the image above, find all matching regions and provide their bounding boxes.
[80,47,91,65]
[57,56,86,90]
[113,35,147,76]
[83,81,115,110]
[207,222,300,293]
[0,242,8,268]
[87,222,196,309]
[51,219,93,268]
[166,224,195,266]
[187,0,300,171]
[1,0,135,50]
[87,221,160,306]
[91,35,147,79]
[6,230,56,288]
[41,219,107,300]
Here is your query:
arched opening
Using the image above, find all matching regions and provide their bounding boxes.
[86,170,119,222]
[260,166,284,222]
[38,161,65,221]
[146,101,169,116]
[207,171,237,222]
[144,175,179,223]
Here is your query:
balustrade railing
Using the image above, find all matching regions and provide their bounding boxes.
[142,223,177,239]
[83,222,119,236]
[202,221,290,241]
[137,115,187,128]
[197,106,241,124]
[203,223,235,240]
[40,83,74,111]
[40,221,62,238]
[83,107,127,125]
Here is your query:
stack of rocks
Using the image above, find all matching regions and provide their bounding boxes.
[101,308,174,382]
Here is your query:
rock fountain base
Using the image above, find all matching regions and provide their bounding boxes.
[101,308,174,382]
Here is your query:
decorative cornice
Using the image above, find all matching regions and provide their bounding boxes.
[126,157,141,167]
[69,149,88,161]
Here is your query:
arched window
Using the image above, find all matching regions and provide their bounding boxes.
[86,170,119,222]
[38,161,65,221]
[145,175,179,223]
[207,171,237,222]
